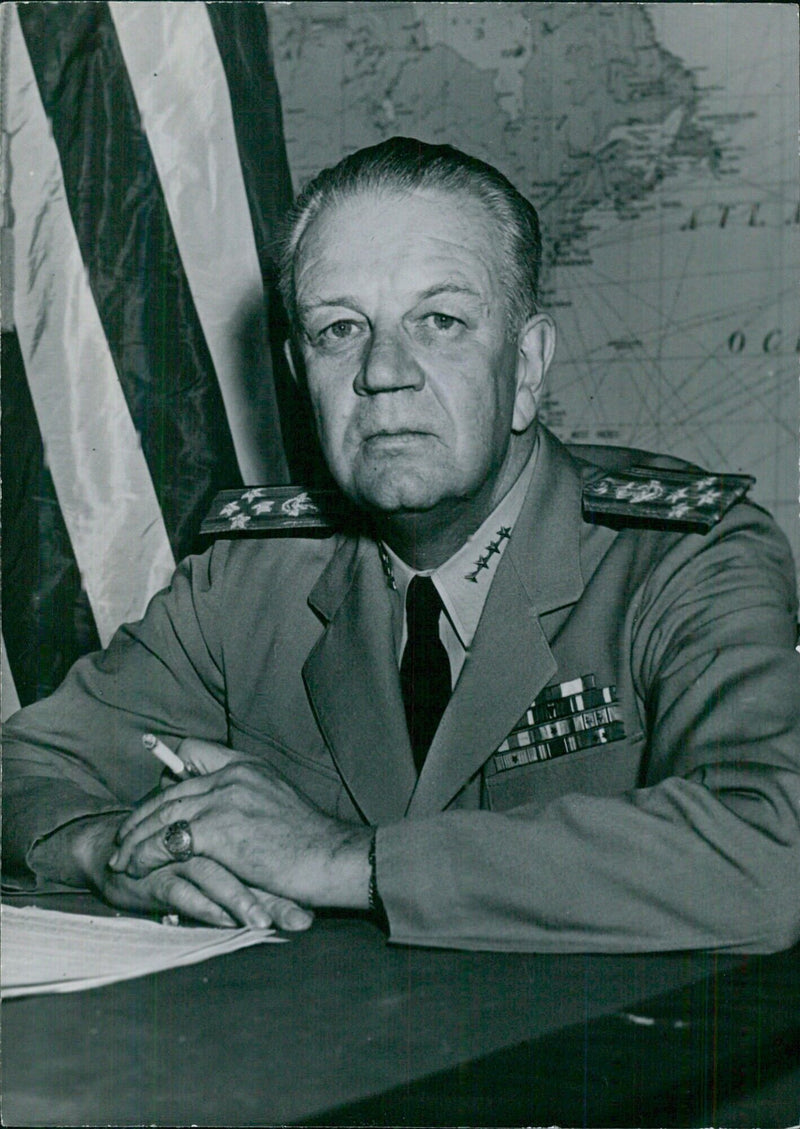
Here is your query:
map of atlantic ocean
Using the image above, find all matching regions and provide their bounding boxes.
[267,3,799,564]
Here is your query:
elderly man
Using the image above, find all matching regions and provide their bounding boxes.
[4,138,800,952]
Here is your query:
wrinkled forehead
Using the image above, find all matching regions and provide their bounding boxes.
[293,186,506,296]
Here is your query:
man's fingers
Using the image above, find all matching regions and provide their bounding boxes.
[111,819,195,877]
[130,870,237,929]
[176,858,311,931]
[110,799,206,874]
[102,856,304,931]
[116,776,211,842]
[251,890,314,931]
[178,737,241,775]
[156,872,238,928]
[112,838,314,930]
[176,857,277,930]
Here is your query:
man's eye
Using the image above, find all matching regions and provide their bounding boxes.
[320,320,358,341]
[425,313,461,332]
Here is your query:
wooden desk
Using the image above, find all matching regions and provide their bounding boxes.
[3,894,798,1126]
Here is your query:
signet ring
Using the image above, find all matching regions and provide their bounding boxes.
[164,820,194,863]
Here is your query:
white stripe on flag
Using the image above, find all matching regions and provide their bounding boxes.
[110,1,288,485]
[2,635,22,721]
[7,7,176,647]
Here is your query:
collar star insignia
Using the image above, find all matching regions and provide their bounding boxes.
[377,542,398,590]
[241,488,267,503]
[464,526,513,583]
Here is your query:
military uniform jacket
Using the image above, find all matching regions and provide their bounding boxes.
[5,428,800,952]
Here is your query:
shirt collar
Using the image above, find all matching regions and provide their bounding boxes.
[381,437,538,649]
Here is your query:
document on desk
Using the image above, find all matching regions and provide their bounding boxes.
[1,904,283,998]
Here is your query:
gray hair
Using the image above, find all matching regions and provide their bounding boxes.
[278,136,542,336]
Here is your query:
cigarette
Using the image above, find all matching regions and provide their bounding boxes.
[142,732,192,777]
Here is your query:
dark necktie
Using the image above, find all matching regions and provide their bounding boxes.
[400,576,452,773]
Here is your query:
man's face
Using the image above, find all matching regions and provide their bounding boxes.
[292,188,528,517]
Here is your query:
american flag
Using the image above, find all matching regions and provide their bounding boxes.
[2,2,313,716]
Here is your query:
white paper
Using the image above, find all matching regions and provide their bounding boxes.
[1,903,283,998]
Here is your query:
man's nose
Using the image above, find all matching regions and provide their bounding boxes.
[354,329,425,395]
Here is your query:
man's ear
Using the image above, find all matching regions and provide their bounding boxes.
[512,313,556,433]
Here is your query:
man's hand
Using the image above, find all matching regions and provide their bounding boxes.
[32,811,315,932]
[108,745,372,909]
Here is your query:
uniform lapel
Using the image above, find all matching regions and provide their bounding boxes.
[303,537,417,823]
[408,430,588,816]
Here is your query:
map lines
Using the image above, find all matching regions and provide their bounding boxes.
[268,1,799,567]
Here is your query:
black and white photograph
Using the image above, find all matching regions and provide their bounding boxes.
[2,3,799,1125]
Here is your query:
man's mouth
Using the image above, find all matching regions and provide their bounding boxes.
[364,429,432,442]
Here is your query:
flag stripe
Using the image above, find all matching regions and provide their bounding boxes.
[7,6,176,645]
[109,1,289,485]
[1,329,101,707]
[4,2,296,705]
[17,1,242,561]
[206,2,322,485]
[204,3,294,281]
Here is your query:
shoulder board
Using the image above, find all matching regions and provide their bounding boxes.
[582,465,755,532]
[200,486,350,534]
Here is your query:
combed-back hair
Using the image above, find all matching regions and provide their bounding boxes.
[278,136,542,336]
